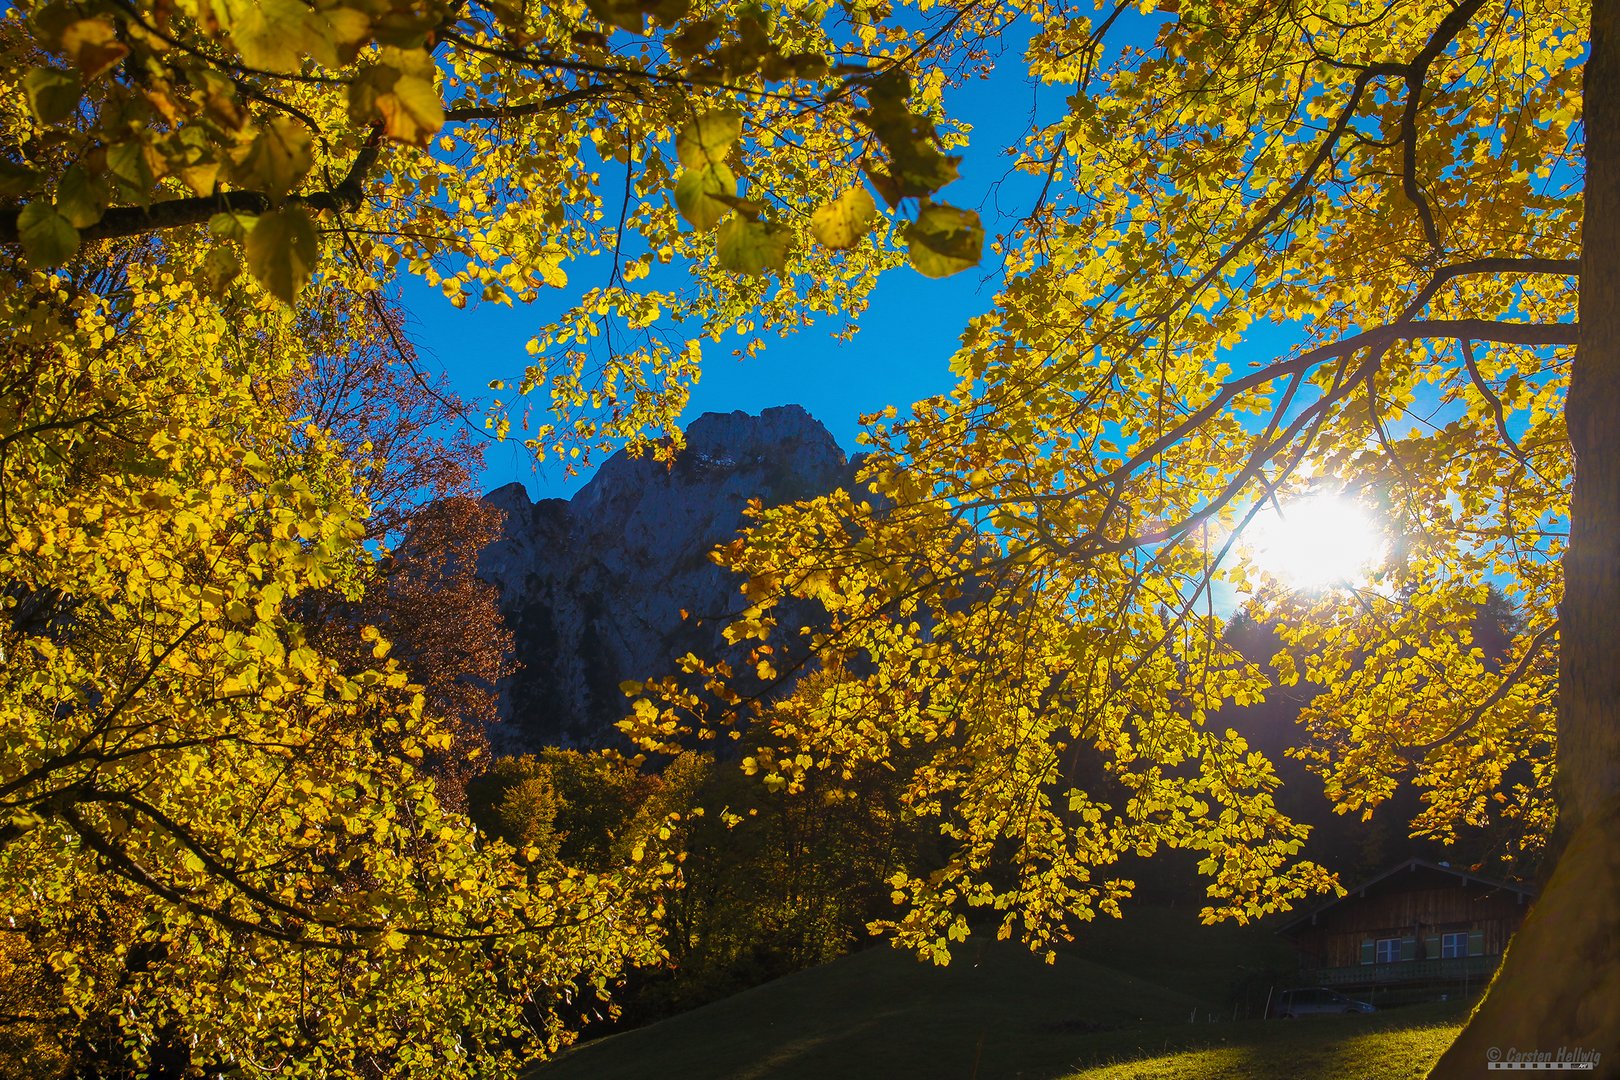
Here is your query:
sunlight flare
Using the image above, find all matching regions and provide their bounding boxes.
[1244,493,1385,590]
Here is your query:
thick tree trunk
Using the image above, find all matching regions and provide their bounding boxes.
[1431,2,1620,1075]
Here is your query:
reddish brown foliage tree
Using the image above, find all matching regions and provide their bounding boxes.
[285,289,516,805]
[276,287,489,541]
[364,496,518,803]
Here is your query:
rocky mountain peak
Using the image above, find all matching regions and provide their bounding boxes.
[478,407,849,750]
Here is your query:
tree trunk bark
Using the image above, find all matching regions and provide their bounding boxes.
[1431,2,1620,1075]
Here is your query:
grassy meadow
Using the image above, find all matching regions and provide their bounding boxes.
[527,907,1471,1080]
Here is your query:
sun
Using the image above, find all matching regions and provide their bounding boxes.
[1244,493,1384,590]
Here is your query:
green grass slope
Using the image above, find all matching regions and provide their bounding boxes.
[1064,1004,1467,1080]
[525,908,1467,1080]
[530,938,1206,1080]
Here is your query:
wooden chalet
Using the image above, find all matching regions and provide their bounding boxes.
[1276,858,1534,992]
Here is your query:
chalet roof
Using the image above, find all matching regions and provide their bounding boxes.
[1275,858,1535,935]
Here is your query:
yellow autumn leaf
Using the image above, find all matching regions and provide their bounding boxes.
[673,163,737,230]
[904,202,983,278]
[58,18,129,80]
[350,48,443,147]
[215,0,313,73]
[16,201,79,266]
[810,185,878,250]
[234,117,314,200]
[676,109,743,167]
[244,206,319,302]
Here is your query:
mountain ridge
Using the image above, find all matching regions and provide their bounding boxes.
[477,405,850,750]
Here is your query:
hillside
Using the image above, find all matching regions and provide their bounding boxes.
[527,936,1206,1080]
[525,907,1468,1080]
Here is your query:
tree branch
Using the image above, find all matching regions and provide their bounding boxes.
[1147,0,1493,330]
[1398,256,1581,321]
[1412,318,1581,347]
[952,316,1578,564]
[1016,318,1579,512]
[1397,0,1489,254]
[57,785,586,947]
[1158,62,1400,321]
[56,801,345,950]
[1459,336,1528,461]
[0,620,206,806]
[439,28,821,104]
[0,133,382,247]
[444,84,619,120]
[1403,620,1559,758]
[0,410,118,450]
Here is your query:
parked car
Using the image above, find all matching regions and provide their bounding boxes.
[1272,987,1377,1018]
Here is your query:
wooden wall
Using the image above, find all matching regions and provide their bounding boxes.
[1287,868,1529,969]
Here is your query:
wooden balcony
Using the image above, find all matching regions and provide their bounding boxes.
[1302,955,1499,988]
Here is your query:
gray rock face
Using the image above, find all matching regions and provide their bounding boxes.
[478,406,848,750]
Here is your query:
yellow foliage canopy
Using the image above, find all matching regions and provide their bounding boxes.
[626,0,1580,963]
[0,0,1591,1070]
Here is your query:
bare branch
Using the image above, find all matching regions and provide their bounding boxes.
[1413,318,1581,347]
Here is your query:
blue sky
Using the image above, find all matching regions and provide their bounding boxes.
[401,18,1156,501]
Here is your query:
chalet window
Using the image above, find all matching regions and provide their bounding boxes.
[1361,936,1420,964]
[1441,932,1468,959]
